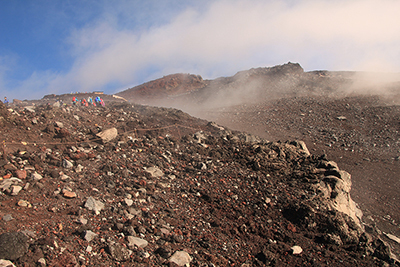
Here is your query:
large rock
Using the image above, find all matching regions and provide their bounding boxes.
[96,128,118,143]
[0,259,16,267]
[144,166,164,177]
[82,230,97,242]
[319,170,363,229]
[107,242,132,262]
[84,197,105,215]
[62,159,74,169]
[127,236,148,248]
[0,232,29,260]
[169,251,192,266]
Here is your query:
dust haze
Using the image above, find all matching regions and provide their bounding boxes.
[145,63,400,118]
[5,0,400,101]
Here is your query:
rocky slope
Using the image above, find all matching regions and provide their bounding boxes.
[117,73,207,105]
[115,62,369,110]
[0,100,397,266]
[115,63,400,258]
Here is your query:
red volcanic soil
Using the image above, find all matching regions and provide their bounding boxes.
[117,73,207,104]
[201,95,400,244]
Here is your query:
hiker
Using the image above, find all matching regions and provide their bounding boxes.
[95,96,101,105]
[3,97,9,105]
[88,96,93,105]
[81,98,87,106]
[72,96,77,105]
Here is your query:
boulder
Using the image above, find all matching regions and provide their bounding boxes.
[84,197,105,215]
[96,128,118,143]
[107,242,132,262]
[169,251,192,266]
[127,236,148,248]
[0,232,29,260]
[0,259,16,267]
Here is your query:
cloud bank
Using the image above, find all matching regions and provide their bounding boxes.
[2,0,400,100]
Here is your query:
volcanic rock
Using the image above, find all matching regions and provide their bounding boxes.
[169,251,192,266]
[14,170,27,179]
[107,242,132,262]
[96,128,118,143]
[291,245,303,255]
[82,230,97,242]
[84,197,104,215]
[0,232,29,260]
[127,236,148,248]
[0,260,16,267]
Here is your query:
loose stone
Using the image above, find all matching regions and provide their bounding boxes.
[127,236,148,248]
[169,251,192,266]
[84,197,105,215]
[291,245,303,255]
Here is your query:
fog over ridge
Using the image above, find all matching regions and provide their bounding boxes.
[2,0,400,100]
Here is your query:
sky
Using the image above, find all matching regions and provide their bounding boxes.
[1,0,400,101]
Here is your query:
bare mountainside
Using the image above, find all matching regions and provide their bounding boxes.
[0,99,398,266]
[115,62,400,262]
[116,62,400,111]
[0,63,399,265]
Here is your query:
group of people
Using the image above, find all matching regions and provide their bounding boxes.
[72,96,105,107]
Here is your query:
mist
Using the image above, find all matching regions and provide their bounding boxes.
[130,61,400,119]
[3,0,400,101]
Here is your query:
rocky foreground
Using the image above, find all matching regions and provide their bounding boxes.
[0,100,398,266]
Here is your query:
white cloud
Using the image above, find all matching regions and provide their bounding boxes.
[7,0,400,98]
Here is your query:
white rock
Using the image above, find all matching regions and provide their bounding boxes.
[11,185,22,195]
[31,172,43,180]
[384,233,400,244]
[62,159,74,169]
[83,230,97,242]
[169,251,192,266]
[0,180,14,191]
[84,197,105,215]
[17,200,31,207]
[96,128,118,143]
[55,121,64,128]
[76,217,88,225]
[37,258,46,266]
[0,259,16,267]
[145,166,164,177]
[124,198,134,207]
[24,107,35,113]
[127,236,148,248]
[291,245,303,255]
[60,174,70,180]
[75,164,84,173]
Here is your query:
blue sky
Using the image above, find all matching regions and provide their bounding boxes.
[1,0,400,101]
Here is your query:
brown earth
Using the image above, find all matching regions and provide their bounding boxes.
[115,62,400,263]
[200,95,400,248]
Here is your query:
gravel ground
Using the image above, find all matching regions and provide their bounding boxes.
[0,99,398,266]
[200,94,400,261]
